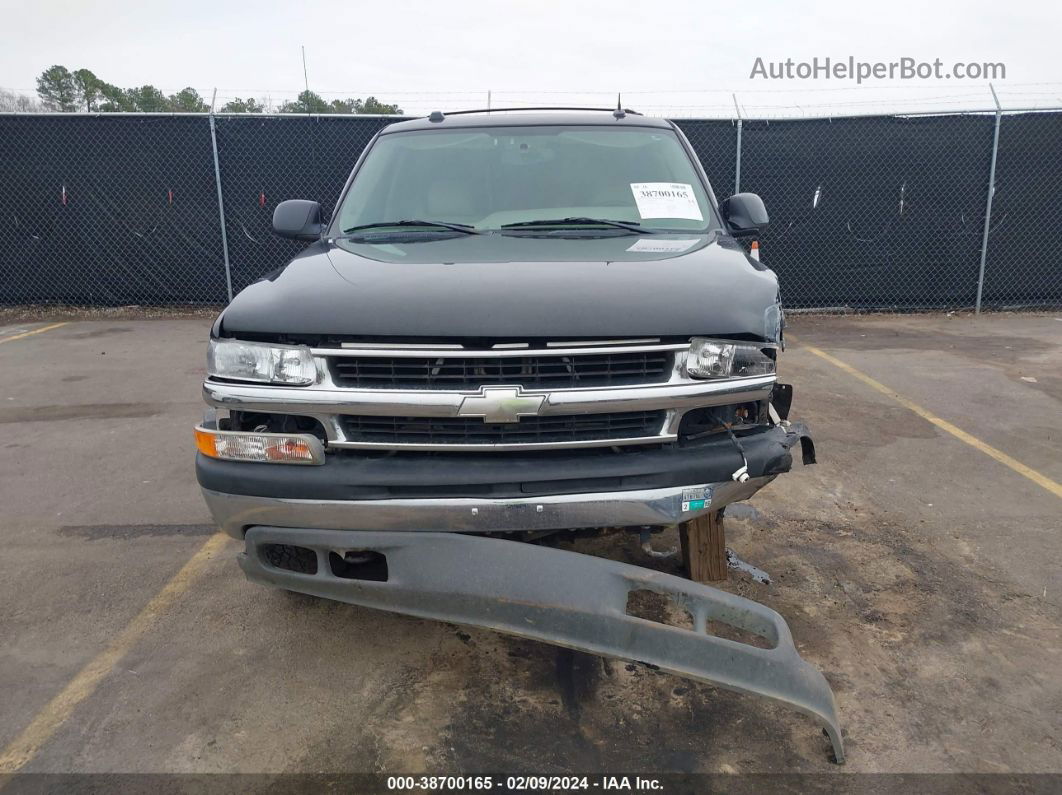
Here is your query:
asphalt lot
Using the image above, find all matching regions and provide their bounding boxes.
[0,311,1059,778]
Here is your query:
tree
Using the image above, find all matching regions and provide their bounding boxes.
[329,98,359,114]
[169,87,208,112]
[278,91,402,115]
[126,85,170,112]
[36,65,78,111]
[33,66,403,115]
[0,88,42,112]
[72,68,103,111]
[360,96,402,114]
[220,97,267,113]
[278,90,332,114]
[98,82,135,112]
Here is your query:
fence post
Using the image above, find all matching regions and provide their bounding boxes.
[208,113,234,303]
[975,84,1002,314]
[733,93,742,194]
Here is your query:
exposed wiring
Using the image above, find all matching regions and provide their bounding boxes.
[724,424,751,483]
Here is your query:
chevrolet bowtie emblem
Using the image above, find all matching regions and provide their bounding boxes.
[457,386,547,423]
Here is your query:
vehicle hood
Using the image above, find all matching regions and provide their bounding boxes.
[219,233,781,341]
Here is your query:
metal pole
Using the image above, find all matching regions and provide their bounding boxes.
[301,45,310,95]
[733,93,742,194]
[208,114,234,303]
[975,83,1002,314]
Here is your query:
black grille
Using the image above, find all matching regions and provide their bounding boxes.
[341,411,666,446]
[330,350,672,389]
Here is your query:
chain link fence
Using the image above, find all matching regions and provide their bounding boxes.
[1,110,1060,310]
[212,115,396,296]
[718,114,996,309]
[0,114,226,304]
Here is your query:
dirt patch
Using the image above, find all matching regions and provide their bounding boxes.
[625,589,695,630]
[433,629,828,774]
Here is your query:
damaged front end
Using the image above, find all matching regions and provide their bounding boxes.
[198,323,839,758]
[239,525,844,763]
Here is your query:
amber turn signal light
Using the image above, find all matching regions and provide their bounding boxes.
[194,426,324,465]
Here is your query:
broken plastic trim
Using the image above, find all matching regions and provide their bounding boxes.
[240,526,845,763]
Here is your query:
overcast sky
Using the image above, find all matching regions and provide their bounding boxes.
[2,0,1060,116]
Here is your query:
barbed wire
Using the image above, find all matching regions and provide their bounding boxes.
[6,83,1062,119]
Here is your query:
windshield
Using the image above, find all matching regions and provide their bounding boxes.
[334,125,718,234]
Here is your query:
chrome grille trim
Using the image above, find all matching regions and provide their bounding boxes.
[313,343,687,358]
[203,376,775,418]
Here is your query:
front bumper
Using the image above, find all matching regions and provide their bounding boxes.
[202,476,774,538]
[240,526,844,763]
[197,422,814,538]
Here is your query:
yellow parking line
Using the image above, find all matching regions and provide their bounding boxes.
[0,532,230,773]
[800,342,1062,500]
[0,322,69,345]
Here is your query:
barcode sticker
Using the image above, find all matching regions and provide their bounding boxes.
[681,486,712,512]
[630,183,703,221]
[626,238,700,253]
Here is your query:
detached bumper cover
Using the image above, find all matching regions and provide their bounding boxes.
[241,526,844,763]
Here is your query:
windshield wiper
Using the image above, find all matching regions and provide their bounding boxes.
[342,220,480,235]
[500,217,650,234]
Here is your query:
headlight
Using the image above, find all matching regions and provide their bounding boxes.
[686,338,776,379]
[207,339,317,385]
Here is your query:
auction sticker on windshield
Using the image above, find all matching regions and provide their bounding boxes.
[626,238,700,253]
[630,182,703,221]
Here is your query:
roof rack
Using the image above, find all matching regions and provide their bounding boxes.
[428,106,643,117]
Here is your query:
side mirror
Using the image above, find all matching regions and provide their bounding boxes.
[720,193,769,236]
[272,199,324,240]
